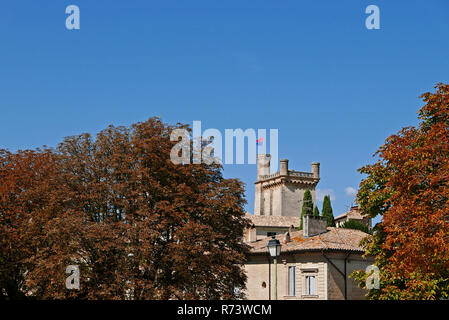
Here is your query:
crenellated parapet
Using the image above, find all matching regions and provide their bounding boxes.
[254,155,320,217]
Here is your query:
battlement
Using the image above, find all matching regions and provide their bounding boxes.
[254,155,320,217]
[258,170,315,181]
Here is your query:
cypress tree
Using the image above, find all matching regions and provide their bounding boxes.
[313,206,320,216]
[299,189,313,229]
[321,195,335,227]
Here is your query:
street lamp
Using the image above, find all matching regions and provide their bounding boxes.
[267,235,282,300]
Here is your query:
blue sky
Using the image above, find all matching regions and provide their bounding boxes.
[1,1,449,223]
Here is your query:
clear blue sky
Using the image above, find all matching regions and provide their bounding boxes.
[1,1,449,222]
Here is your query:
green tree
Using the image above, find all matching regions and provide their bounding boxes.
[321,195,335,227]
[299,189,313,229]
[340,220,371,234]
[313,206,320,216]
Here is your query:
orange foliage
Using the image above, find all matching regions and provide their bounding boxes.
[0,118,250,299]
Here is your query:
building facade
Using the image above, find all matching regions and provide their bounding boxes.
[334,206,371,228]
[244,156,373,300]
[244,216,374,300]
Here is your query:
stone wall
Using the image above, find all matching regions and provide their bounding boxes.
[258,183,318,217]
[326,253,374,300]
[303,215,327,237]
[244,255,271,300]
[280,184,305,217]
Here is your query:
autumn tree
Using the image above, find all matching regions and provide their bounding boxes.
[0,149,62,299]
[321,195,335,227]
[0,118,251,299]
[352,83,449,299]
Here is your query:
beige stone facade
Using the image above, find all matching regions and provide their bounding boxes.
[245,251,372,300]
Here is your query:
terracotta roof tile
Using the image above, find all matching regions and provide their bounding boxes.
[248,227,369,254]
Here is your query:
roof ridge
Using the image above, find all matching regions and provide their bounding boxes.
[334,228,347,244]
[316,232,330,250]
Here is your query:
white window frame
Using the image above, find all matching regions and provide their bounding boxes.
[300,268,319,298]
[305,275,316,296]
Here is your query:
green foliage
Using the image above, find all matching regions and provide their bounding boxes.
[299,189,313,229]
[313,206,320,216]
[350,224,399,300]
[357,163,392,219]
[321,195,335,227]
[340,219,371,234]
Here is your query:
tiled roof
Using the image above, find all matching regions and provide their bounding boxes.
[334,208,366,221]
[245,213,300,228]
[248,227,368,254]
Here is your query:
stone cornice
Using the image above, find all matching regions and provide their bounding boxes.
[255,174,320,189]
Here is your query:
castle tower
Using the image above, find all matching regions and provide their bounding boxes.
[254,155,320,217]
[254,154,271,216]
[257,154,271,179]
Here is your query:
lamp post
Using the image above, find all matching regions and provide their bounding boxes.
[267,235,282,300]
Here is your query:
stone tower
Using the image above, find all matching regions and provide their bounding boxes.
[254,154,320,217]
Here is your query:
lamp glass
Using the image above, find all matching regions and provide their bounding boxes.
[268,245,277,257]
[267,236,281,258]
[276,244,281,256]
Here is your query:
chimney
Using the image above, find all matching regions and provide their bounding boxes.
[257,154,271,179]
[288,224,295,234]
[283,231,290,244]
[311,162,320,179]
[303,215,328,238]
[280,159,289,176]
[247,227,257,242]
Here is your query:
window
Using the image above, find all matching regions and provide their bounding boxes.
[288,266,296,296]
[305,275,316,295]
